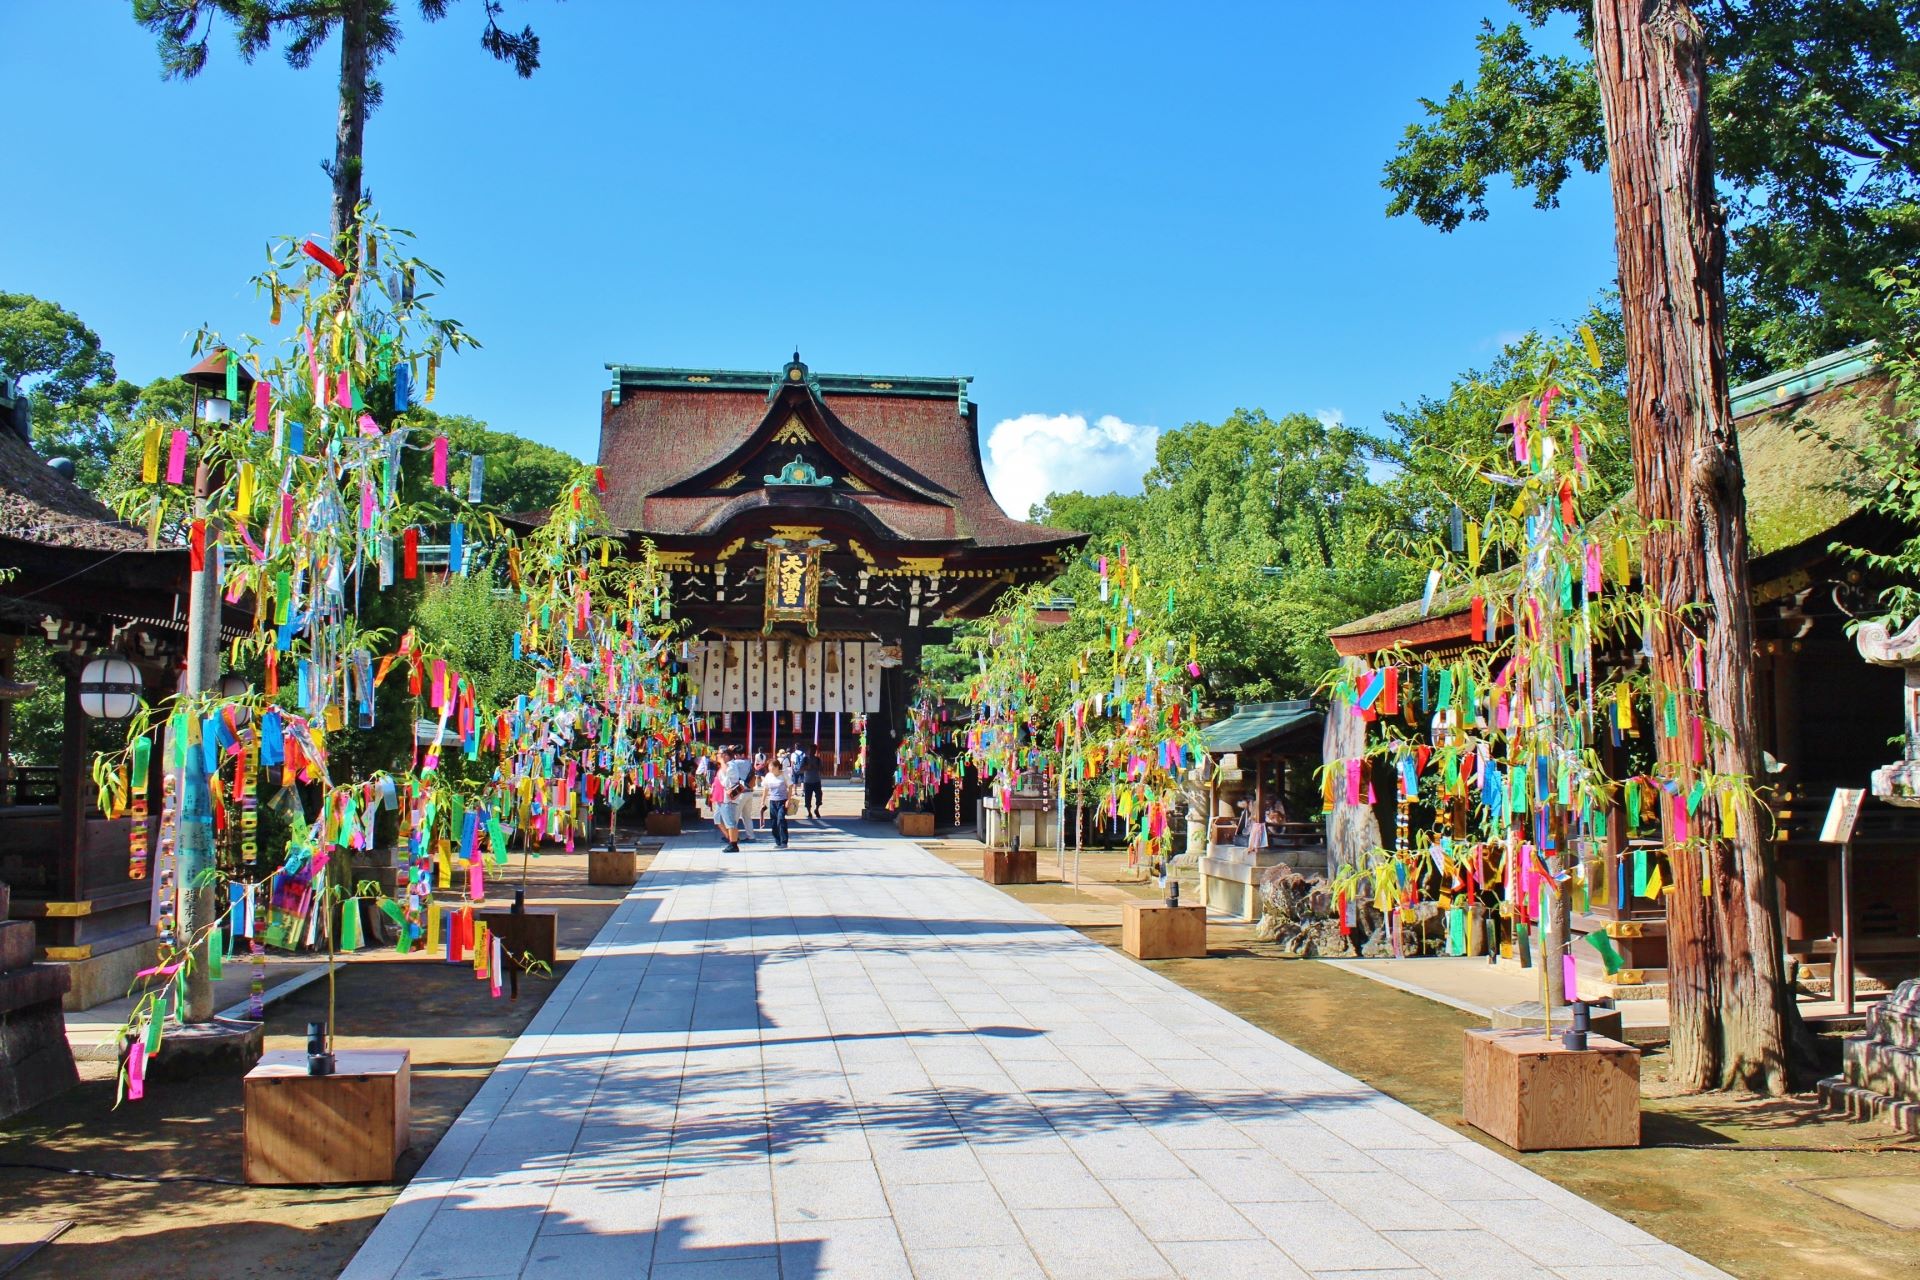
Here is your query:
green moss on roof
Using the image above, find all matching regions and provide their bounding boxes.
[1329,346,1891,642]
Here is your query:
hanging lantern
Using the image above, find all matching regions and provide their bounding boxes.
[79,655,143,721]
[218,672,251,698]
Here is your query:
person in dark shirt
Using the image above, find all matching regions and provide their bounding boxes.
[800,742,825,818]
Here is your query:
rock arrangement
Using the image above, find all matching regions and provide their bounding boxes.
[1255,868,1452,959]
[1820,978,1920,1135]
[0,879,80,1120]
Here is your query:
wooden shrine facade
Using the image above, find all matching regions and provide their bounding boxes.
[593,355,1086,814]
[0,417,248,1008]
[1323,344,1920,1007]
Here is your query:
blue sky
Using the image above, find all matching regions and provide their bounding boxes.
[2,1,1617,516]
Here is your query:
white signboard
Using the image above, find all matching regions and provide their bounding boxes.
[1819,787,1866,845]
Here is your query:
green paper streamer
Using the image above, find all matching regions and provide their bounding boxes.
[207,940,222,980]
[1585,930,1625,974]
[130,734,152,789]
[339,897,362,951]
[1447,906,1467,956]
[143,1011,164,1055]
[1633,847,1649,897]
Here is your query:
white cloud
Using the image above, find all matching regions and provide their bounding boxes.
[1316,408,1345,429]
[983,412,1160,521]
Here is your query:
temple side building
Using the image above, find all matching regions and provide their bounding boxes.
[594,354,1085,815]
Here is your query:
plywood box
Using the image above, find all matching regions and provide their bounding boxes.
[587,848,637,887]
[896,812,936,838]
[244,1049,409,1185]
[644,811,682,836]
[475,907,558,968]
[1463,1028,1640,1151]
[1122,901,1207,960]
[984,848,1037,885]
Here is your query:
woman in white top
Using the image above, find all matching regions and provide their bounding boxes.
[763,759,792,848]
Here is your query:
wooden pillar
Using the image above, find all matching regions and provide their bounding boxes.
[56,658,87,902]
[0,641,15,804]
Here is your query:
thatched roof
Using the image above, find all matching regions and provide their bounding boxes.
[0,420,144,551]
[1328,343,1888,654]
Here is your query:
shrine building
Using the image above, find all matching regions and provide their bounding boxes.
[593,354,1085,816]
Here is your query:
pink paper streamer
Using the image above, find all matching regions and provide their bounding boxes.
[128,1040,146,1100]
[252,379,270,433]
[431,435,449,488]
[165,430,189,484]
[1563,953,1580,1003]
[335,370,352,408]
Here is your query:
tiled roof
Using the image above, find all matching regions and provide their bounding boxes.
[1201,700,1323,753]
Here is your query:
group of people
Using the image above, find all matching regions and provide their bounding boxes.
[698,743,827,852]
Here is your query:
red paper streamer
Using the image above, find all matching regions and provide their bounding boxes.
[189,519,207,572]
[403,527,419,579]
[302,239,347,277]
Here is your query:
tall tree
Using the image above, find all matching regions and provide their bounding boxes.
[1386,1,1920,377]
[1594,0,1799,1093]
[133,1,545,246]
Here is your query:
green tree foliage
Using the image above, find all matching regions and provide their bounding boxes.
[933,410,1416,706]
[412,572,530,782]
[402,408,580,514]
[1829,265,1920,624]
[0,290,125,490]
[1385,1,1920,377]
[0,291,115,403]
[1381,306,1632,537]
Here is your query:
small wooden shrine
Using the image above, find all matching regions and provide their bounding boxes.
[593,354,1086,816]
[0,413,235,1008]
[1323,343,1920,1003]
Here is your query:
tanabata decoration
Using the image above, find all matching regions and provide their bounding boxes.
[955,548,1207,884]
[95,210,705,1103]
[1320,333,1745,1016]
[889,691,958,813]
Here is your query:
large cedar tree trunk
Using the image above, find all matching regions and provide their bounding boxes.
[330,0,372,249]
[1593,0,1797,1093]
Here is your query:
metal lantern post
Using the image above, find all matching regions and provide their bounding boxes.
[171,351,252,1024]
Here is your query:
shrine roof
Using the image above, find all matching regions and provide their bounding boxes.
[1327,344,1891,655]
[0,424,147,551]
[595,358,1083,554]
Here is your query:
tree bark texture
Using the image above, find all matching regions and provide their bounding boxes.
[331,0,371,249]
[1593,0,1796,1093]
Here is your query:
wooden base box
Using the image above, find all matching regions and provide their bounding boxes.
[644,811,682,836]
[896,812,936,838]
[1462,1028,1640,1151]
[984,848,1037,884]
[588,848,637,887]
[475,906,558,968]
[244,1049,410,1185]
[1122,901,1207,959]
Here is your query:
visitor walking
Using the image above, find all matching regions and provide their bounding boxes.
[711,747,741,852]
[723,747,754,844]
[764,756,792,848]
[801,742,824,819]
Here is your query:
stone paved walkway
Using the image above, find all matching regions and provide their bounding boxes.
[343,821,1727,1280]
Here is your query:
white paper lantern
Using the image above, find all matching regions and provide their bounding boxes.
[79,655,143,720]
